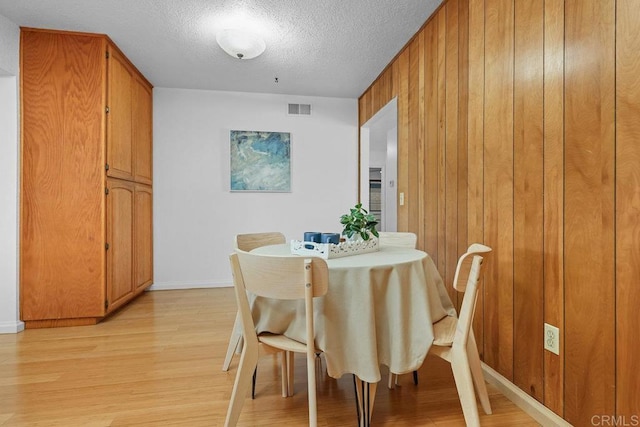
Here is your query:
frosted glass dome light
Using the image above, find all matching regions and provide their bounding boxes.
[216,29,266,60]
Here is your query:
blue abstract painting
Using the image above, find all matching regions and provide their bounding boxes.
[230,130,291,192]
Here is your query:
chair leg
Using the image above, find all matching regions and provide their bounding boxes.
[412,370,419,385]
[224,347,259,427]
[467,334,492,414]
[306,350,318,427]
[280,352,288,397]
[222,311,242,371]
[450,348,481,427]
[387,373,396,389]
[252,368,257,399]
[286,351,295,397]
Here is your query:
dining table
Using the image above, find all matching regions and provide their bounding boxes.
[250,243,456,426]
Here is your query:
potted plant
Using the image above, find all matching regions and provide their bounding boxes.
[340,203,380,241]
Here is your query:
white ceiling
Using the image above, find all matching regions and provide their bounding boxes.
[0,0,443,98]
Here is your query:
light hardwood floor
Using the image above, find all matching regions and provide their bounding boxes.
[0,288,539,426]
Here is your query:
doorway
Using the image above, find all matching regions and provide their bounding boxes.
[360,98,397,232]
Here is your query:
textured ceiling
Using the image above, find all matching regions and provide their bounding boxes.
[0,0,443,98]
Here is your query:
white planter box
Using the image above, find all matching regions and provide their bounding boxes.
[290,238,379,259]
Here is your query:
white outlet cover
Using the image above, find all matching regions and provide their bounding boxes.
[544,323,560,355]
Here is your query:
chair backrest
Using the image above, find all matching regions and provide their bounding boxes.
[235,250,329,299]
[453,243,491,346]
[234,232,286,252]
[377,232,418,249]
[230,250,329,353]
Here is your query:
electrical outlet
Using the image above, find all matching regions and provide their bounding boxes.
[399,192,405,206]
[544,323,560,355]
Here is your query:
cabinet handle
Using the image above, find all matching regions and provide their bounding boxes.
[105,106,110,114]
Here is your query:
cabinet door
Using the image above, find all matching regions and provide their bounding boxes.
[20,30,107,321]
[106,179,135,311]
[133,77,153,184]
[135,184,153,291]
[107,46,134,180]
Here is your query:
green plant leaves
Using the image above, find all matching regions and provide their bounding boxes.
[340,203,379,239]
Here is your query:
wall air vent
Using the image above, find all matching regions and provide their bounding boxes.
[288,103,312,116]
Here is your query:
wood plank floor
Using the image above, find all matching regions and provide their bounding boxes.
[0,288,539,426]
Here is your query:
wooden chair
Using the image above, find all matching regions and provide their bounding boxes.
[377,231,417,249]
[426,243,493,426]
[377,231,419,388]
[224,250,329,427]
[222,232,286,371]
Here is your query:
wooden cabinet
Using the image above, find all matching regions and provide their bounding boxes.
[133,78,153,184]
[20,28,153,328]
[106,179,135,311]
[134,184,154,291]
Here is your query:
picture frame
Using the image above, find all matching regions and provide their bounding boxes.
[229,130,291,192]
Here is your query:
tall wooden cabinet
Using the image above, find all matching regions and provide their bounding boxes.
[20,28,153,328]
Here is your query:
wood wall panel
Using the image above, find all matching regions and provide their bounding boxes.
[542,0,565,415]
[357,0,639,423]
[445,0,459,308]
[407,33,423,242]
[482,0,514,379]
[416,31,426,250]
[467,0,485,356]
[424,19,439,262]
[513,0,544,402]
[396,50,410,232]
[563,0,616,424]
[436,9,447,279]
[456,0,469,269]
[615,0,640,419]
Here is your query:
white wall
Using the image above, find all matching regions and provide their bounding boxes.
[152,88,359,289]
[0,13,22,333]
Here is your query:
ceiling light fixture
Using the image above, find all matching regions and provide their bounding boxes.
[216,29,266,60]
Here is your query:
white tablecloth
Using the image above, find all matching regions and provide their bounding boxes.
[251,244,456,383]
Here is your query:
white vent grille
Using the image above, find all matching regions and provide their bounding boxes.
[288,103,312,116]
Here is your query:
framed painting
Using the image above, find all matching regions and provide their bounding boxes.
[230,130,291,192]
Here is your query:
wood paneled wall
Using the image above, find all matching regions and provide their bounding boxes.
[358,0,640,424]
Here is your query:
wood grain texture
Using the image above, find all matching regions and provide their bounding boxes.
[483,0,514,380]
[134,184,153,292]
[513,0,544,402]
[396,49,410,232]
[358,94,368,127]
[106,179,135,312]
[424,19,439,262]
[615,0,640,419]
[407,32,423,244]
[133,77,153,185]
[563,0,616,424]
[24,318,99,329]
[542,0,565,415]
[445,0,460,308]
[456,0,469,284]
[20,30,106,320]
[0,288,539,426]
[467,0,485,357]
[106,45,133,181]
[416,30,426,251]
[436,8,447,279]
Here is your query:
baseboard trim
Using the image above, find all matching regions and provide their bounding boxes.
[482,363,572,427]
[0,320,25,334]
[147,281,231,291]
